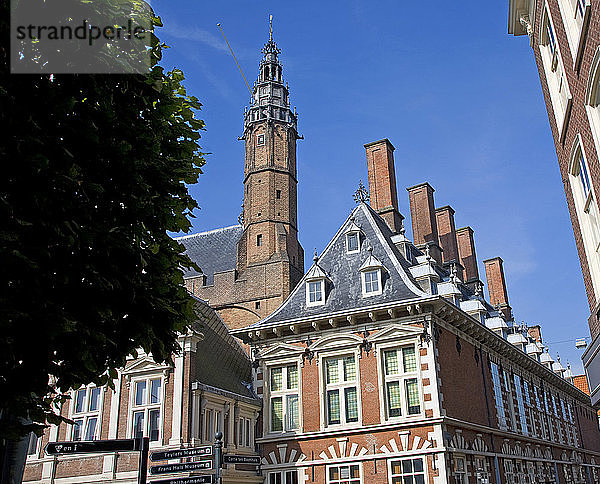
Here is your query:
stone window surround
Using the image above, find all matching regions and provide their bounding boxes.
[267,362,300,433]
[68,384,104,442]
[263,357,303,438]
[126,374,164,447]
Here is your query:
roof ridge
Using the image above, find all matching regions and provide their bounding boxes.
[174,224,242,240]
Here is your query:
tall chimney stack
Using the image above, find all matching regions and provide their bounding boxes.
[435,205,463,278]
[364,139,404,234]
[407,182,442,263]
[484,257,512,320]
[456,226,480,289]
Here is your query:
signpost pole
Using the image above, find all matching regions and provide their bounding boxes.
[214,432,223,484]
[137,437,149,484]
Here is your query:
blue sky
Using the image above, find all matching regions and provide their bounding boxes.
[154,0,589,372]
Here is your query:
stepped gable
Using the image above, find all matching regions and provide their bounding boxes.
[176,225,243,284]
[193,297,256,399]
[252,203,426,326]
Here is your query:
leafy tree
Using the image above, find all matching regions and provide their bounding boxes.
[0,0,204,438]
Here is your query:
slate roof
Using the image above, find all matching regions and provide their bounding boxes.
[193,297,257,400]
[251,203,426,326]
[176,225,243,284]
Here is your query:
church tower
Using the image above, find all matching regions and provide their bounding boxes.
[237,21,304,294]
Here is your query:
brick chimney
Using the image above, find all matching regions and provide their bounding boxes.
[456,227,479,286]
[435,205,464,278]
[483,257,512,320]
[364,139,404,234]
[407,182,442,263]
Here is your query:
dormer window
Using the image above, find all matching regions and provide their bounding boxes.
[359,248,385,297]
[307,280,324,306]
[346,233,359,253]
[345,216,362,254]
[363,270,380,294]
[306,252,328,307]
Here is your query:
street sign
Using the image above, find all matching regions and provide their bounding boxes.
[223,454,260,465]
[150,461,213,475]
[150,446,212,462]
[45,439,138,455]
[149,476,213,484]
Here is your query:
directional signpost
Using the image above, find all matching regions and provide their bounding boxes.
[150,446,212,462]
[45,438,149,484]
[149,477,213,484]
[150,461,212,475]
[223,454,261,465]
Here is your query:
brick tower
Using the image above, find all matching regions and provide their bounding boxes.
[179,24,304,330]
[237,25,304,288]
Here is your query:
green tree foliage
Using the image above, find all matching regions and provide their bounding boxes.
[0,0,205,437]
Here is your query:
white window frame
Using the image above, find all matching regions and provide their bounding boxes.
[306,279,325,307]
[128,376,163,445]
[257,134,265,146]
[267,470,299,484]
[320,351,361,429]
[379,343,422,421]
[267,363,300,433]
[513,375,529,436]
[26,432,41,460]
[388,457,427,484]
[453,455,467,484]
[361,269,382,296]
[539,4,573,141]
[585,47,600,155]
[326,462,362,484]
[69,385,103,442]
[557,0,590,67]
[346,231,360,254]
[490,362,508,430]
[237,415,254,448]
[569,135,600,302]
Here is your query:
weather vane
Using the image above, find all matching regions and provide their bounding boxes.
[353,180,370,204]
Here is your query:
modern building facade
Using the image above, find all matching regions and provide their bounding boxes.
[233,139,600,483]
[508,0,600,407]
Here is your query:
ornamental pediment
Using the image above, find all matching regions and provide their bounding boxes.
[369,323,423,343]
[309,333,363,351]
[258,342,305,360]
[123,356,170,374]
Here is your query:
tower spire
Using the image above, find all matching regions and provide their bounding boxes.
[269,14,273,41]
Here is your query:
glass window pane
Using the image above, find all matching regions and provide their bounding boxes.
[135,381,146,406]
[327,390,340,425]
[402,459,412,473]
[350,465,359,478]
[150,379,161,404]
[287,365,298,389]
[414,476,424,484]
[387,381,402,417]
[245,419,250,447]
[309,281,322,302]
[413,458,423,472]
[72,419,83,441]
[133,411,144,439]
[405,378,420,415]
[287,394,299,430]
[149,409,160,442]
[384,350,399,375]
[271,397,283,431]
[402,347,416,372]
[88,387,100,412]
[271,367,283,392]
[392,462,402,474]
[330,468,339,480]
[326,358,339,384]
[345,387,358,422]
[84,417,97,441]
[343,357,356,381]
[74,389,86,413]
[285,470,298,484]
[340,466,350,479]
[348,233,359,251]
[403,477,414,484]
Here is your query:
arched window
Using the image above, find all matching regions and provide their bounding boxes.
[569,136,600,300]
[539,5,572,140]
[557,0,589,65]
[585,47,600,153]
